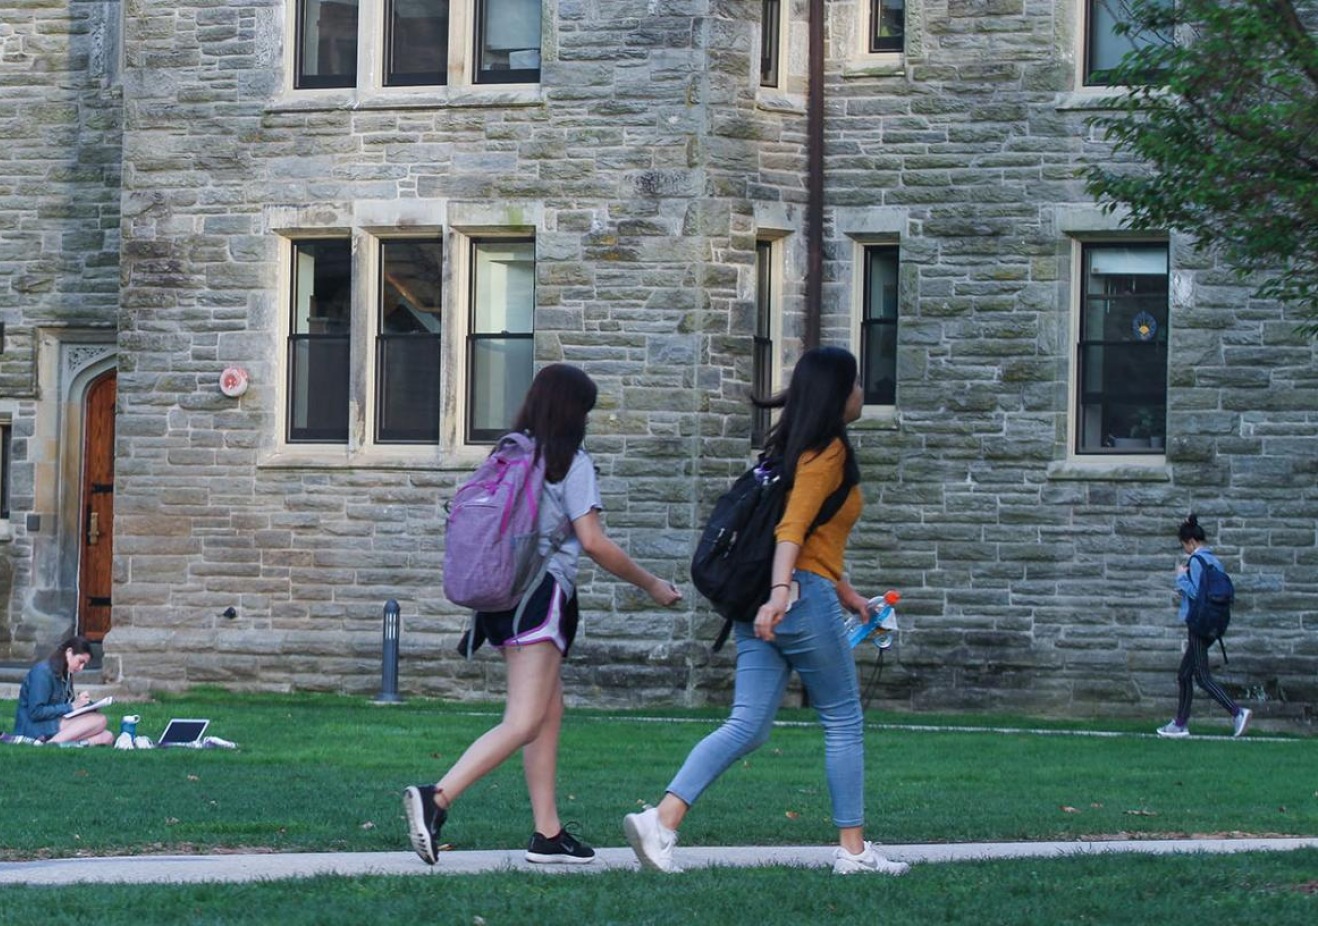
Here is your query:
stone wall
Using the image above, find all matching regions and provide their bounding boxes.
[5,2,1315,723]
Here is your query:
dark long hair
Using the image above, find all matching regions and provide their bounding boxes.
[753,346,859,485]
[511,364,598,482]
[46,635,94,680]
[1178,512,1207,544]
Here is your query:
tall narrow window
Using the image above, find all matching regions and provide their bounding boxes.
[752,241,775,446]
[467,239,535,441]
[295,0,360,89]
[861,246,899,405]
[475,0,541,84]
[385,0,450,86]
[0,423,10,520]
[1076,243,1169,453]
[377,239,444,442]
[869,0,905,53]
[288,240,352,442]
[760,0,781,88]
[1085,0,1170,86]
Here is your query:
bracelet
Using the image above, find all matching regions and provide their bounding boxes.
[770,583,792,590]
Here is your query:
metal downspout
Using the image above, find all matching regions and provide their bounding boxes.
[805,0,825,349]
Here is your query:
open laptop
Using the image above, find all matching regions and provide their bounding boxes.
[158,719,209,747]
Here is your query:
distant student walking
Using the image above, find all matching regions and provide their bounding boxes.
[11,635,113,745]
[1157,513,1251,739]
[624,346,910,876]
[403,364,682,866]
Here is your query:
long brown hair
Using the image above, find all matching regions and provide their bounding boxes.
[46,635,94,680]
[510,364,598,482]
[752,346,859,486]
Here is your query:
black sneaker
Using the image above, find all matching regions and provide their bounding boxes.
[402,785,447,865]
[525,827,596,865]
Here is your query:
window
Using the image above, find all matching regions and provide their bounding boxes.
[476,0,542,84]
[294,0,541,90]
[1076,243,1168,454]
[869,0,905,54]
[282,232,534,449]
[288,240,352,442]
[1084,0,1169,86]
[296,0,360,89]
[752,240,776,445]
[860,245,899,406]
[377,239,444,442]
[1,423,10,520]
[385,0,449,86]
[467,239,535,442]
[759,0,782,88]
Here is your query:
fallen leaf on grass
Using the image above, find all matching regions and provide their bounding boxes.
[165,818,180,826]
[360,821,375,830]
[1060,806,1081,814]
[1124,809,1158,817]
[785,811,800,820]
[187,774,199,782]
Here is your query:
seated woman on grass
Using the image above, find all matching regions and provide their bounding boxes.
[12,635,113,745]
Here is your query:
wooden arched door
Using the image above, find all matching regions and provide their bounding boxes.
[78,370,116,641]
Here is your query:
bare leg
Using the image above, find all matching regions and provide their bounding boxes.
[433,642,564,811]
[838,824,864,854]
[656,792,689,831]
[52,712,113,745]
[522,665,565,836]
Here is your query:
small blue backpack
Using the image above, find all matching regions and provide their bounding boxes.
[1186,553,1234,646]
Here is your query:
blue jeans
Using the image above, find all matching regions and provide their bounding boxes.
[667,570,866,828]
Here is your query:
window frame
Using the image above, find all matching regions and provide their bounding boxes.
[868,0,905,54]
[286,237,354,443]
[464,236,537,443]
[759,0,783,89]
[375,237,445,444]
[751,239,780,447]
[1072,240,1170,456]
[1082,0,1171,88]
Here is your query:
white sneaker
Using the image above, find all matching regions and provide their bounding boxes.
[833,842,910,876]
[114,731,135,750]
[623,807,681,873]
[133,736,156,749]
[1232,708,1252,738]
[1156,721,1189,738]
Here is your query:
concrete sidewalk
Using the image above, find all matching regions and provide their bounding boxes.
[3,837,1316,886]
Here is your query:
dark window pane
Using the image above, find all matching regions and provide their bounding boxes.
[377,239,443,443]
[386,0,449,86]
[296,0,359,89]
[476,0,541,84]
[861,246,899,406]
[1,425,10,520]
[752,240,773,445]
[760,0,781,87]
[1076,243,1169,452]
[468,239,535,442]
[1085,0,1171,86]
[288,240,352,442]
[870,0,904,53]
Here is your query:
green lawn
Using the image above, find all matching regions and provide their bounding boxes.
[2,689,1314,925]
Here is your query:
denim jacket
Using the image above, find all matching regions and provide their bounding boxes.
[1176,546,1224,624]
[14,661,75,739]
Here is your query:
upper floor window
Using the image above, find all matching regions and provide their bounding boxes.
[1084,0,1170,87]
[0,422,11,521]
[860,245,899,406]
[1076,243,1169,453]
[283,232,534,448]
[752,240,777,445]
[869,0,905,54]
[294,0,541,90]
[760,0,782,88]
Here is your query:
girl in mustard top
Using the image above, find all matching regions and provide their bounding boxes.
[624,347,909,876]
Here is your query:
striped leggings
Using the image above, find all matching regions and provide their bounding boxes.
[1175,630,1239,725]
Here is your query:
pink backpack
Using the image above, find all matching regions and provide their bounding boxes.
[442,432,552,613]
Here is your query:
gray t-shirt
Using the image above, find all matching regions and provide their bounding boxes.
[539,449,602,596]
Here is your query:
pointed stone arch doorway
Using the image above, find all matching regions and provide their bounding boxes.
[77,370,116,641]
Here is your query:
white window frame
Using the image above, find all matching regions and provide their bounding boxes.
[286,0,543,96]
[759,0,786,90]
[844,0,919,77]
[751,237,786,447]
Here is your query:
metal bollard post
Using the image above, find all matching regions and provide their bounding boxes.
[375,599,403,704]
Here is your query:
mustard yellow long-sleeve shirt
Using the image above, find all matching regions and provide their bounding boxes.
[773,439,862,582]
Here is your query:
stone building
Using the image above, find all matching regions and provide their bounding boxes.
[2,0,1314,722]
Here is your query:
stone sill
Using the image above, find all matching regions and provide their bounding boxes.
[1046,459,1172,482]
[258,445,485,472]
[841,53,905,79]
[266,86,544,114]
[756,93,806,116]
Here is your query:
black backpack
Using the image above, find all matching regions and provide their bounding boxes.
[692,455,852,650]
[1187,552,1234,654]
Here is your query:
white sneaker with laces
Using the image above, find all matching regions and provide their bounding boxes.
[133,735,156,749]
[623,807,681,873]
[834,841,911,876]
[1156,721,1189,738]
[114,731,135,749]
[1232,707,1252,738]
